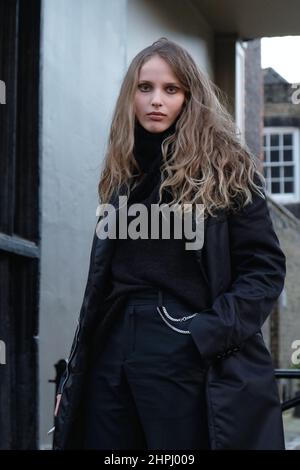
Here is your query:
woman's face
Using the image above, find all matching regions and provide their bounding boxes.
[134,55,186,133]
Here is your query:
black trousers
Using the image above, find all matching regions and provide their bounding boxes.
[84,288,210,450]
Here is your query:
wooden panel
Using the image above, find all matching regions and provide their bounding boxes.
[14,0,40,241]
[0,0,41,449]
[0,0,18,234]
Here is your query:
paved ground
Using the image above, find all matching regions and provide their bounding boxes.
[283,410,300,449]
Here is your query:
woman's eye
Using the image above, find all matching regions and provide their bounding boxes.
[138,84,179,93]
[139,84,150,92]
[166,86,178,93]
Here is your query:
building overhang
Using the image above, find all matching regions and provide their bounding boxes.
[194,0,300,39]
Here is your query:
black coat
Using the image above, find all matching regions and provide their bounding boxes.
[52,183,286,450]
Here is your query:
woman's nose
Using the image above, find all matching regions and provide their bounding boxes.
[150,90,163,106]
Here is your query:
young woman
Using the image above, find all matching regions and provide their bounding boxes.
[52,37,286,450]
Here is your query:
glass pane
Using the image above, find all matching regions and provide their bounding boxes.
[271,181,280,193]
[270,134,279,146]
[284,166,294,178]
[283,149,293,161]
[263,166,268,178]
[263,135,267,146]
[283,134,293,146]
[270,150,280,162]
[284,181,294,193]
[271,166,280,178]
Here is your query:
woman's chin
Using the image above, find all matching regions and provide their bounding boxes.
[142,120,170,134]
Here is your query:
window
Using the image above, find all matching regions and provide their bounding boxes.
[263,127,300,203]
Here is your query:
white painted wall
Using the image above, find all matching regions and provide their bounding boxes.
[127,0,214,77]
[39,0,127,449]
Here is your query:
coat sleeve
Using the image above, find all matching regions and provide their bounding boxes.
[56,218,101,395]
[188,186,286,365]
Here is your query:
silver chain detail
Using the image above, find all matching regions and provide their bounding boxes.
[160,305,199,322]
[156,305,199,335]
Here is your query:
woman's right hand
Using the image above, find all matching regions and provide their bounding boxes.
[54,394,62,417]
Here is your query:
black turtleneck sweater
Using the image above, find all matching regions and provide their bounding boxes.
[103,118,210,312]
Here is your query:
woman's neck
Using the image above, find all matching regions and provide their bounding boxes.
[133,119,177,173]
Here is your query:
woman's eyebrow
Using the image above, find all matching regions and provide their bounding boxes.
[138,80,180,86]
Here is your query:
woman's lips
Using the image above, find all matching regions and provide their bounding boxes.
[148,114,165,120]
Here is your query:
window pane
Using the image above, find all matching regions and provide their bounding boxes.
[263,135,267,146]
[283,149,293,161]
[270,134,279,146]
[270,150,280,162]
[284,181,294,193]
[271,181,280,193]
[271,166,280,178]
[284,166,294,178]
[283,134,293,146]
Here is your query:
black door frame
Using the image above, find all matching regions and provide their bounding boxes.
[0,0,41,450]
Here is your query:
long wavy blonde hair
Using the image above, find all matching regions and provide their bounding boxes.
[98,37,265,219]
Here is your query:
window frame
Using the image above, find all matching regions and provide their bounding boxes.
[263,126,300,203]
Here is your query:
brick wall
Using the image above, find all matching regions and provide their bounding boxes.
[267,198,300,369]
